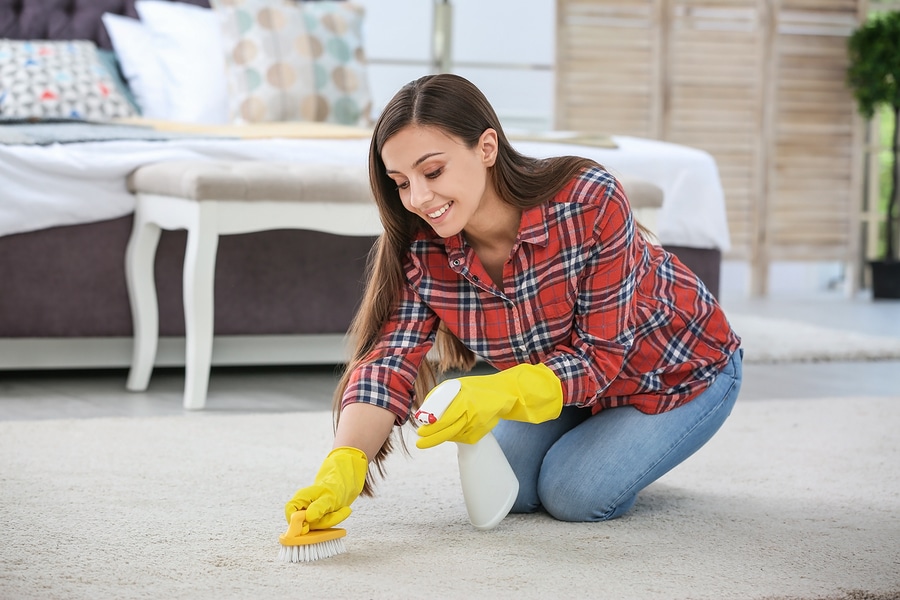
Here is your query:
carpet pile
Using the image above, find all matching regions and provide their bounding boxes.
[1,395,898,599]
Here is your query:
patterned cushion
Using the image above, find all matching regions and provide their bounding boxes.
[214,0,315,124]
[299,1,372,127]
[212,0,372,127]
[0,40,137,121]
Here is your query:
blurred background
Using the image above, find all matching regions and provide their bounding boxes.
[356,0,900,301]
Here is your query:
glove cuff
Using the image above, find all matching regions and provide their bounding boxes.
[328,446,368,463]
[504,363,563,422]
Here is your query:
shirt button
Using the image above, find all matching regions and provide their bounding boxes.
[473,275,479,281]
[452,259,461,267]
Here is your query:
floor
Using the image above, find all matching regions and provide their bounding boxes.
[1,262,899,421]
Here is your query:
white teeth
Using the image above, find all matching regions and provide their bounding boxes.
[427,203,451,219]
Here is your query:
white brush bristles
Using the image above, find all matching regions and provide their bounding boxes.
[278,538,347,563]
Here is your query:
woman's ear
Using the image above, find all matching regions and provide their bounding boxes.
[479,128,499,167]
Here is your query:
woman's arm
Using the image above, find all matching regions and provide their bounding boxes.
[333,402,397,461]
[283,402,396,529]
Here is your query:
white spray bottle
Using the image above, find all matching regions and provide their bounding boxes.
[414,379,519,530]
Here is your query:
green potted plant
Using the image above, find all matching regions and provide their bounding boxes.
[847,10,900,299]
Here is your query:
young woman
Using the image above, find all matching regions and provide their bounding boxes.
[285,74,742,530]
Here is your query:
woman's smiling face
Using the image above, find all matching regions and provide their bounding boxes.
[381,125,498,238]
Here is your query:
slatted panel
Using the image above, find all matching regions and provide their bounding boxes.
[765,2,863,263]
[666,1,764,259]
[555,0,662,137]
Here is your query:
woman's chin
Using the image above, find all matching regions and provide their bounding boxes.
[430,221,462,238]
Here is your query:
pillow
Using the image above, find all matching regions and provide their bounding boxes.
[213,0,316,124]
[134,0,230,124]
[212,0,373,126]
[0,40,137,121]
[101,13,167,118]
[96,49,141,115]
[299,1,373,127]
[105,1,229,124]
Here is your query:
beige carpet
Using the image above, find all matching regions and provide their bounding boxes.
[1,395,898,600]
[727,314,900,363]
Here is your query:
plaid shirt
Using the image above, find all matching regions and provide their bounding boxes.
[343,166,741,424]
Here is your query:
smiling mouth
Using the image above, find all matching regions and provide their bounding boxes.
[427,202,452,219]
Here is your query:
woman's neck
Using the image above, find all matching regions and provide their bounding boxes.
[464,192,521,251]
[464,195,521,288]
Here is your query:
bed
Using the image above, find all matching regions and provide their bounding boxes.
[0,0,731,370]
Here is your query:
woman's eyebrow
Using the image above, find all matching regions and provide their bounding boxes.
[385,152,444,174]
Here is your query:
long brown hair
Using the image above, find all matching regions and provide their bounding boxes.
[335,74,597,495]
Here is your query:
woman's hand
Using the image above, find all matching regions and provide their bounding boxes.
[416,363,563,448]
[284,446,368,529]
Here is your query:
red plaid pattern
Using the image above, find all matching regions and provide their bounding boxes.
[343,166,741,423]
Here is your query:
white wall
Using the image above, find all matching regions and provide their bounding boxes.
[355,0,556,130]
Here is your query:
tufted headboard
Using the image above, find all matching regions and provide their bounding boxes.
[0,0,336,49]
[0,0,209,49]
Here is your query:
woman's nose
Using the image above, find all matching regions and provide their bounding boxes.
[408,179,432,208]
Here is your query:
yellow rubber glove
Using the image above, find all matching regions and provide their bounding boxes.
[416,363,563,449]
[284,446,368,530]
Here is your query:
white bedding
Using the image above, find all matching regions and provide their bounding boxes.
[0,135,731,251]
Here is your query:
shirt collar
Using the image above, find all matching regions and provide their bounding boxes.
[518,203,550,247]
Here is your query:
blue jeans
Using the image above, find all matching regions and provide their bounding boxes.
[493,350,743,522]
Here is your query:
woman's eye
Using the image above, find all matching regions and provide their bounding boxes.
[425,168,443,180]
[396,181,410,190]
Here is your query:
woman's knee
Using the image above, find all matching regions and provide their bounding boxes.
[536,468,637,522]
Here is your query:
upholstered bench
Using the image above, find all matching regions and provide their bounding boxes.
[124,160,381,410]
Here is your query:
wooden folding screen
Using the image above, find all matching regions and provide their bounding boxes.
[556,0,866,295]
[760,0,866,294]
[555,1,663,138]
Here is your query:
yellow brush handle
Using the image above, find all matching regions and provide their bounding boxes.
[279,510,346,547]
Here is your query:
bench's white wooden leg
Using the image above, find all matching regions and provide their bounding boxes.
[182,209,219,411]
[125,206,162,392]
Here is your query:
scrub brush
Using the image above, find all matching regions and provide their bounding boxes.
[278,510,347,563]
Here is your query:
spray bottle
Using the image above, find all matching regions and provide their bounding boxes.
[415,379,519,530]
